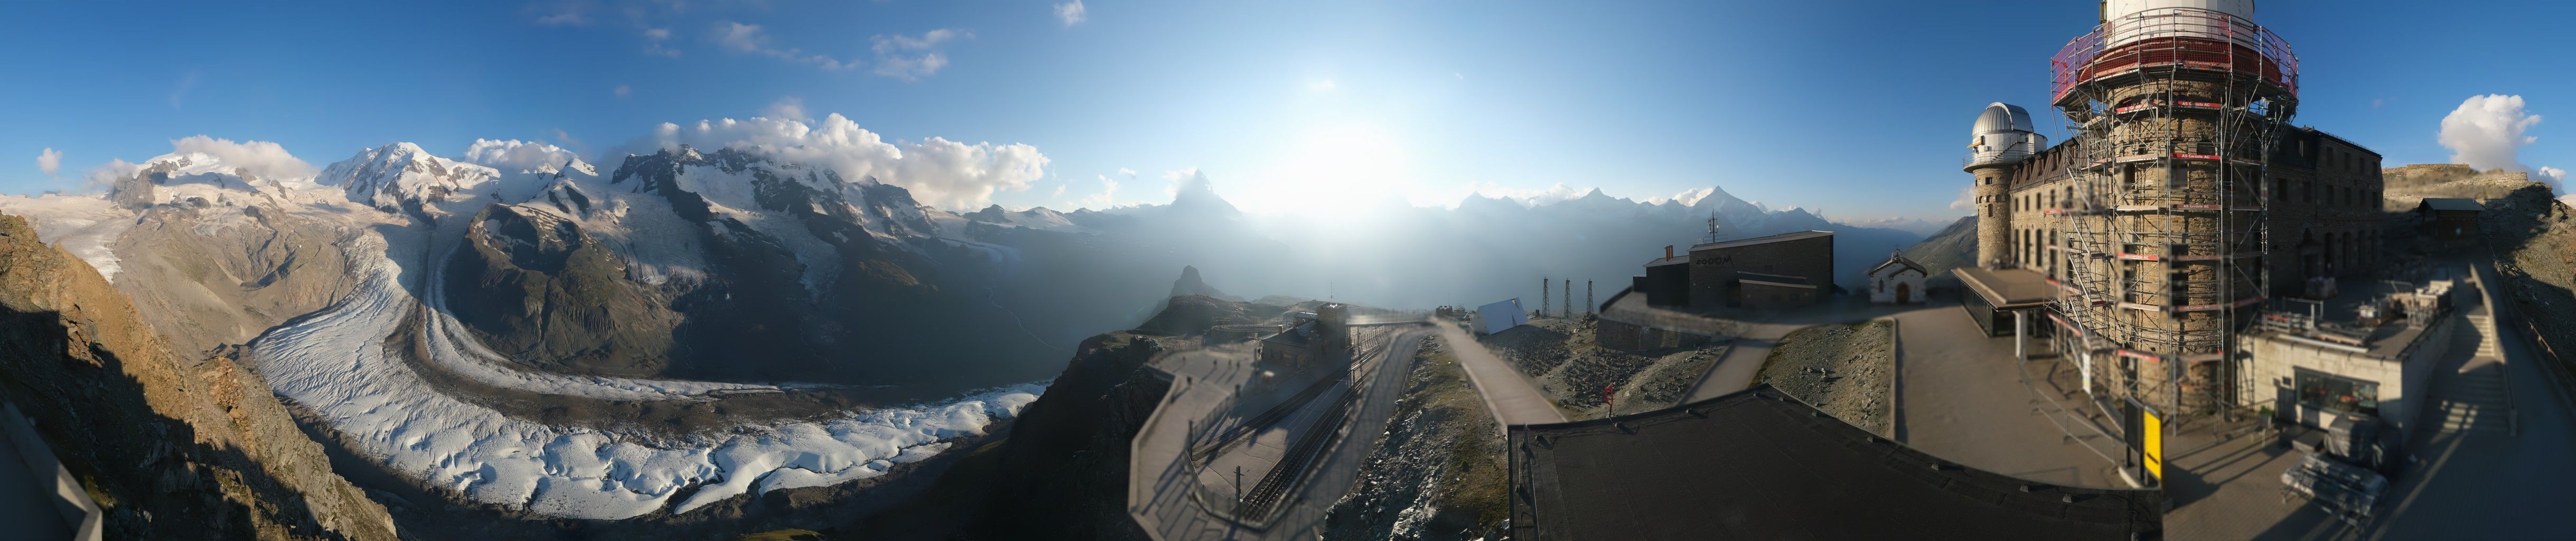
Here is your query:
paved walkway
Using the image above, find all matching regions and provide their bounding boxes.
[1681,321,1801,402]
[1436,321,1567,427]
[1889,300,2128,488]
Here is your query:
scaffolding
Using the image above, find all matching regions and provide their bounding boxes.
[2046,6,2298,418]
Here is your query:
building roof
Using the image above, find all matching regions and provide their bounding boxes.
[2418,198,2483,212]
[1690,230,1833,251]
[1869,251,1927,276]
[1646,255,1691,267]
[1258,320,1318,348]
[1955,267,2056,309]
[1507,385,2164,540]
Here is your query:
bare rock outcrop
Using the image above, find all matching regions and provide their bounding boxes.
[108,202,361,359]
[0,213,396,540]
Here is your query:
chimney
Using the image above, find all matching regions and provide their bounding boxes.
[1664,245,1675,260]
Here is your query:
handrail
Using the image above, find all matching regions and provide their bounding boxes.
[2050,6,2298,102]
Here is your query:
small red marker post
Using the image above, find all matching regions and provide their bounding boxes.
[1603,383,1616,416]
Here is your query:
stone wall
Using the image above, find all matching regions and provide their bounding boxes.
[1594,319,1717,351]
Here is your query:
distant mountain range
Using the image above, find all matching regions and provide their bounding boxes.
[0,138,1939,524]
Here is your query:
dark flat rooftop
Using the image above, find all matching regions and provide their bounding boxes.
[1956,267,2057,309]
[1508,386,2162,540]
[1690,230,1833,251]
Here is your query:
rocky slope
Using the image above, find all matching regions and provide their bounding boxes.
[2481,185,2576,380]
[1900,216,1978,278]
[0,213,396,540]
[838,325,1179,540]
[1478,316,1727,417]
[2381,164,2535,211]
[1756,322,1895,436]
[1322,338,1509,540]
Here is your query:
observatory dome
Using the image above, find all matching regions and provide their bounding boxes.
[1972,102,2038,136]
[1965,102,2045,169]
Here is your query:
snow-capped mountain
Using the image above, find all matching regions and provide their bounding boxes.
[318,142,502,211]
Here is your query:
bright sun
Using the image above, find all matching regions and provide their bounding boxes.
[1247,124,1411,218]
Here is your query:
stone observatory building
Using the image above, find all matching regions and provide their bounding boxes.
[1956,0,2387,419]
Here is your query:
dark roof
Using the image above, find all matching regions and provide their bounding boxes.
[1646,255,1691,267]
[1690,230,1832,251]
[1869,251,1928,276]
[1509,386,2163,540]
[2418,198,2483,212]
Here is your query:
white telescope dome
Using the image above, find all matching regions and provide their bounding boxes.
[1972,102,2038,136]
[1966,102,2046,169]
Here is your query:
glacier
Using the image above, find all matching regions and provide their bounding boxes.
[250,231,1040,518]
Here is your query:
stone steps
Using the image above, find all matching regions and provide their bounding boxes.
[2434,360,2513,434]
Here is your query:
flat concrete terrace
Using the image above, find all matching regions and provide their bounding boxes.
[1129,325,1435,541]
[1889,294,2130,489]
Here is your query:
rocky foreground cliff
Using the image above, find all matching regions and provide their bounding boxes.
[0,213,396,540]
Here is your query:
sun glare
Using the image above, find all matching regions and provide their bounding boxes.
[1245,124,1410,219]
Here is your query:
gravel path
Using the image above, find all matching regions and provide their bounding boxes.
[1757,321,1893,435]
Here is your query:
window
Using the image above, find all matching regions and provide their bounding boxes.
[2295,369,2381,417]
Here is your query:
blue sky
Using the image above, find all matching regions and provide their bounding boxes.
[4,1,2568,221]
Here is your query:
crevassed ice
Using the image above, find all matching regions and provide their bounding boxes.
[253,232,1042,519]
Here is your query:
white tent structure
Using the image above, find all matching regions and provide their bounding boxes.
[1475,298,1529,334]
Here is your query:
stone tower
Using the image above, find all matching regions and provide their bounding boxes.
[2047,0,2294,417]
[1964,102,2044,269]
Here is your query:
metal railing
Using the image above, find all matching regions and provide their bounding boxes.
[2051,6,2298,102]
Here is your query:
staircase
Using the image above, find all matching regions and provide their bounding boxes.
[2436,312,2514,435]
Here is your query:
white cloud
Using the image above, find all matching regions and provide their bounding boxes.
[1470,183,1589,207]
[1643,187,1716,207]
[461,139,581,171]
[170,135,314,179]
[1054,0,1086,26]
[647,113,1049,210]
[1117,167,1136,177]
[1949,185,1977,212]
[870,29,967,81]
[614,84,633,98]
[713,22,853,70]
[2439,95,2545,171]
[643,27,679,57]
[528,0,595,26]
[36,148,61,176]
[1080,174,1119,209]
[82,159,139,193]
[765,96,806,120]
[167,71,198,110]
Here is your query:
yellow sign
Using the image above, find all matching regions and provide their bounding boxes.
[2141,409,2164,482]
